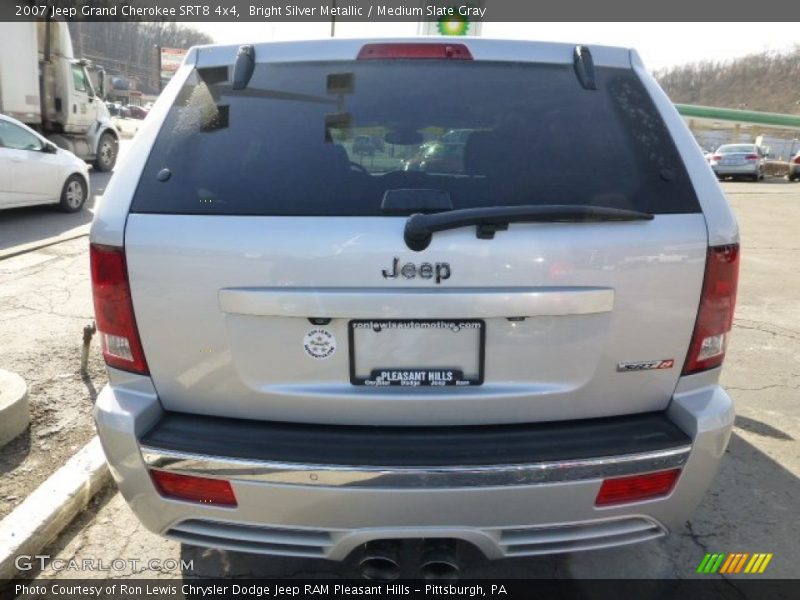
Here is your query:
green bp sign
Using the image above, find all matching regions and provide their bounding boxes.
[437,14,471,36]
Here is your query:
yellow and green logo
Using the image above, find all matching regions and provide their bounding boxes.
[697,552,773,574]
[437,14,470,36]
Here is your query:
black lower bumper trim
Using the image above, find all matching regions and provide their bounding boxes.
[141,411,690,468]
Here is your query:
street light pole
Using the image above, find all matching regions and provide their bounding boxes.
[330,0,336,37]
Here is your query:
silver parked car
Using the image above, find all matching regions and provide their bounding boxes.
[709,143,765,181]
[91,39,739,577]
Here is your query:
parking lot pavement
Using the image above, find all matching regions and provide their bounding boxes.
[0,237,108,519]
[20,179,800,581]
[0,140,132,258]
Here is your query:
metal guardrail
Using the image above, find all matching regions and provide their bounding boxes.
[676,104,800,131]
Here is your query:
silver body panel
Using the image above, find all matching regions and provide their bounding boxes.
[124,213,707,426]
[712,164,761,176]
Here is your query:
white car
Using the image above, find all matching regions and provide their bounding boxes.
[0,114,90,212]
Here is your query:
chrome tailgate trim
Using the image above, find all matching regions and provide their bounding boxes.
[141,444,691,489]
[218,286,614,319]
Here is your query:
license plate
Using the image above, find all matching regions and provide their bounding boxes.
[348,320,485,386]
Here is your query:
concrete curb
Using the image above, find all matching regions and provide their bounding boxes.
[0,436,110,579]
[0,371,29,448]
[0,231,89,262]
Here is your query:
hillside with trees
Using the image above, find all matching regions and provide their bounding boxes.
[655,47,800,115]
[67,22,212,94]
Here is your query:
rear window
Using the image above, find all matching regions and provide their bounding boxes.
[131,60,700,216]
[718,145,756,154]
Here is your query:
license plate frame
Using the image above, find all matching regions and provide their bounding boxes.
[348,319,486,387]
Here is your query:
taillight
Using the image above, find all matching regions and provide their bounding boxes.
[711,155,722,161]
[90,244,149,374]
[595,469,681,506]
[357,43,472,60]
[744,154,759,160]
[150,470,237,507]
[793,156,800,164]
[682,244,739,375]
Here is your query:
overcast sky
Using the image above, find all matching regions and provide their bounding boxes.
[193,22,799,71]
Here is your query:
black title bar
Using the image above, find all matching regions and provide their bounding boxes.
[7,579,800,600]
[4,0,799,21]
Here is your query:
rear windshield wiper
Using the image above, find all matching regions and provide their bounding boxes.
[403,204,654,251]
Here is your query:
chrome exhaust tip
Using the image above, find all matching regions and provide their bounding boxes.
[357,541,401,581]
[420,539,461,581]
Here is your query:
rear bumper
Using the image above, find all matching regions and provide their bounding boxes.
[712,163,759,176]
[139,410,691,489]
[94,371,733,560]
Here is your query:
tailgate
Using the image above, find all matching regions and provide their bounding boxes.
[125,213,706,425]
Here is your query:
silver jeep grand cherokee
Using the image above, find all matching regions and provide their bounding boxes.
[91,39,739,573]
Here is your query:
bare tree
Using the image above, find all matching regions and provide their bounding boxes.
[68,22,213,94]
[655,46,800,115]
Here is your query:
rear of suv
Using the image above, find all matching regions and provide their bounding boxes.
[91,39,738,566]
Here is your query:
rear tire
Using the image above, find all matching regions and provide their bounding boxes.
[58,175,87,213]
[93,132,118,172]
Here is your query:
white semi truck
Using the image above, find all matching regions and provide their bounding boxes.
[0,21,119,171]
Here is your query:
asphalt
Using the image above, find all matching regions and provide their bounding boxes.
[5,178,799,581]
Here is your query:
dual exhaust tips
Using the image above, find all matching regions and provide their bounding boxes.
[357,540,461,581]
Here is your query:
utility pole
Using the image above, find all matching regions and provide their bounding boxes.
[154,45,162,93]
[330,0,336,37]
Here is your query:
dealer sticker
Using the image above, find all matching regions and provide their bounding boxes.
[303,329,336,360]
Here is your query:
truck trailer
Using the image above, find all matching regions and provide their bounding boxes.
[0,21,119,171]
